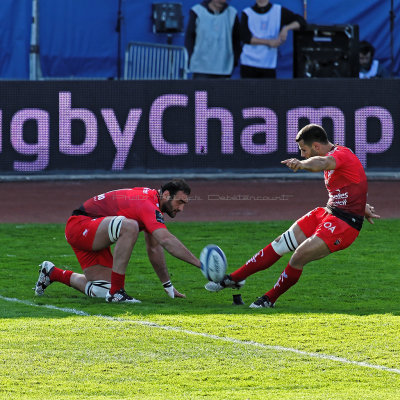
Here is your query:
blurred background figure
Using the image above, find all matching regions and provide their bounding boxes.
[359,40,391,79]
[240,0,306,78]
[185,0,241,79]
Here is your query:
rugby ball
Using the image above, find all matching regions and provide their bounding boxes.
[200,244,227,282]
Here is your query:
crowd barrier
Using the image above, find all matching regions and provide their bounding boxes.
[124,42,188,80]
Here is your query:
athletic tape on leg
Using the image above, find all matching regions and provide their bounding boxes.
[85,280,111,298]
[108,216,125,243]
[271,228,298,256]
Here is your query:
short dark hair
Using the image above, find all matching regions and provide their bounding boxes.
[359,40,375,57]
[296,124,329,146]
[160,179,191,197]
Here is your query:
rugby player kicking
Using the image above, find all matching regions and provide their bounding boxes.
[206,124,380,308]
[35,179,201,303]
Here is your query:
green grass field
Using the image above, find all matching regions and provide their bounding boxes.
[0,220,399,399]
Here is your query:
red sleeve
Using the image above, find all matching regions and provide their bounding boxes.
[138,201,167,234]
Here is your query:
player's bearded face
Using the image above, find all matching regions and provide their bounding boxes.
[162,191,188,218]
[298,140,319,159]
[163,199,178,217]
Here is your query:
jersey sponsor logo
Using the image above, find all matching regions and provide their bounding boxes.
[155,210,164,224]
[332,189,348,199]
[83,229,89,237]
[330,189,349,206]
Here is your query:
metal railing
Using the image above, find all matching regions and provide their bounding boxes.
[124,41,188,80]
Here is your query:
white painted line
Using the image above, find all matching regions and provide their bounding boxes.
[1,295,399,375]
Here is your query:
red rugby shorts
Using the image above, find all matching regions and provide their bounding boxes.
[296,207,360,252]
[65,215,113,270]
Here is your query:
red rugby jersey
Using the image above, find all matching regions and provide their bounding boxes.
[324,146,367,216]
[80,187,167,233]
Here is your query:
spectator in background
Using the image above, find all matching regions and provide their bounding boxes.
[240,0,306,78]
[359,40,391,79]
[185,0,241,79]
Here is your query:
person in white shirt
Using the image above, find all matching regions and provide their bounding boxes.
[240,0,306,78]
[185,0,241,79]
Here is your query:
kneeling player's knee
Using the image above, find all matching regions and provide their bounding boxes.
[119,219,139,238]
[271,228,299,256]
[108,217,138,243]
[107,216,125,243]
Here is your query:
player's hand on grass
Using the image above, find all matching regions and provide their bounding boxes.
[172,287,186,298]
[365,203,380,224]
[163,280,186,298]
[164,286,186,298]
